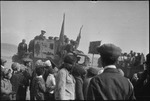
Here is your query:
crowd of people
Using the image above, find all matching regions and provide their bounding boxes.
[1,37,150,100]
[116,50,146,79]
[1,53,101,100]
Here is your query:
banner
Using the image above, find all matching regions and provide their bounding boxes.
[75,25,83,49]
[34,39,55,59]
[88,41,101,54]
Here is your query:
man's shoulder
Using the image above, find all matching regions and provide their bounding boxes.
[59,68,67,72]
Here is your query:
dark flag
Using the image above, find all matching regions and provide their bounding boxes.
[56,13,65,54]
[75,25,83,49]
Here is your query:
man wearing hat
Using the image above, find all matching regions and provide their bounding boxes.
[34,30,46,40]
[55,53,76,100]
[131,53,150,100]
[87,43,136,100]
[30,59,44,100]
[83,67,99,100]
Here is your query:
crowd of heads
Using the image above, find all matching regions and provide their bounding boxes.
[117,50,145,68]
[1,41,149,100]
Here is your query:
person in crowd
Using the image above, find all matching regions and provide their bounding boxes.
[87,43,136,100]
[16,64,29,100]
[96,57,104,74]
[117,68,125,77]
[22,57,33,100]
[72,63,86,100]
[30,60,44,100]
[28,39,34,54]
[18,39,27,58]
[1,58,7,69]
[34,30,46,40]
[134,53,141,66]
[10,62,21,100]
[1,68,14,100]
[83,67,99,100]
[11,62,20,75]
[34,64,46,100]
[55,53,76,100]
[97,57,103,68]
[131,53,150,100]
[43,60,52,82]
[1,58,7,80]
[48,36,53,40]
[45,67,56,100]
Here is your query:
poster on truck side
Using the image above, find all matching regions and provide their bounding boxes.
[34,39,55,59]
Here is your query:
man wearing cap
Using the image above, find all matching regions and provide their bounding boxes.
[34,30,46,40]
[131,53,150,100]
[18,39,28,58]
[10,63,22,100]
[55,53,76,100]
[30,59,44,100]
[87,43,136,100]
[22,58,33,100]
[83,67,99,100]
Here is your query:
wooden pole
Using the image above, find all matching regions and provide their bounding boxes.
[92,54,94,66]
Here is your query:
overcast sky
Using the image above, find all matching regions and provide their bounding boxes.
[1,1,149,56]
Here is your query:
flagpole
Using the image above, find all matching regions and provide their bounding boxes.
[92,53,94,67]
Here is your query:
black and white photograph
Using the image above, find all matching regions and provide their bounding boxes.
[1,1,149,100]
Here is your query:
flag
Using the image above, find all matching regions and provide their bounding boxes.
[57,14,65,54]
[75,25,83,49]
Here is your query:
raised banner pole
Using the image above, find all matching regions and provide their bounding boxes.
[92,53,94,66]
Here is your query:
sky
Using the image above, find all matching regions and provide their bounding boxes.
[1,1,149,56]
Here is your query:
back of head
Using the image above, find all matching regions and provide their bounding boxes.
[97,43,122,66]
[11,62,20,71]
[64,53,76,65]
[72,65,86,77]
[35,59,43,68]
[22,39,26,43]
[87,67,99,77]
[36,66,44,76]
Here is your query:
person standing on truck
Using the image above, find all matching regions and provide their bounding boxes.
[18,39,27,58]
[34,30,46,40]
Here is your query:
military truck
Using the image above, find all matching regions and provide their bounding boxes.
[12,36,90,70]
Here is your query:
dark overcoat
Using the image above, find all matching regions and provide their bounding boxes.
[87,68,136,100]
